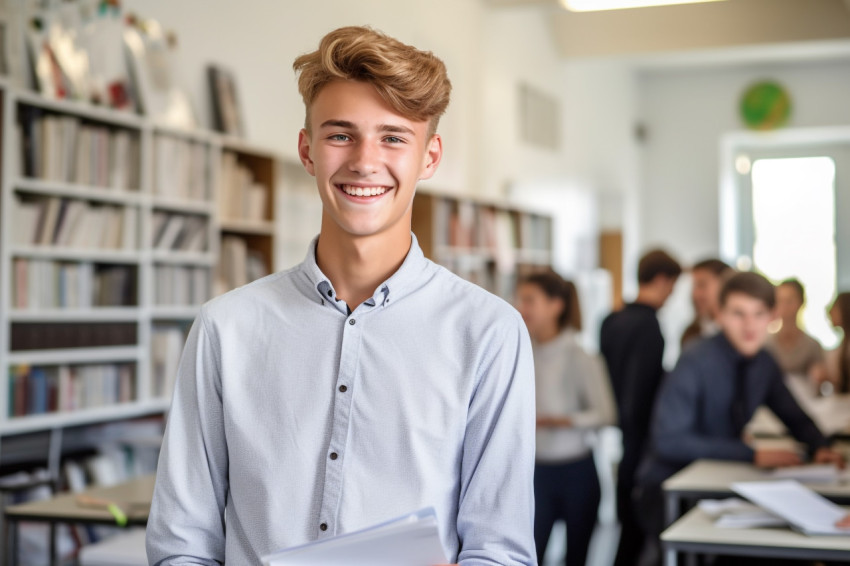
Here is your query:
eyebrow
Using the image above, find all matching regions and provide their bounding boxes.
[318,120,416,136]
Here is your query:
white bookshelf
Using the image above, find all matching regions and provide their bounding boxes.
[0,82,279,440]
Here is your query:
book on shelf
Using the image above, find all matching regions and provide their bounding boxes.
[152,212,208,252]
[151,326,187,399]
[17,106,141,190]
[14,195,139,250]
[12,259,137,309]
[154,134,210,201]
[9,322,137,351]
[218,151,269,222]
[154,265,210,307]
[7,363,135,418]
[216,235,269,294]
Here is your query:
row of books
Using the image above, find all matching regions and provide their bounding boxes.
[215,235,270,295]
[8,363,135,418]
[154,134,211,201]
[151,325,187,399]
[14,195,139,250]
[152,212,208,252]
[154,265,210,306]
[219,152,270,222]
[12,260,138,309]
[9,322,137,351]
[433,198,552,254]
[18,107,141,190]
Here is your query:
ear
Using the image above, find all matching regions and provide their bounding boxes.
[298,129,316,176]
[418,134,443,181]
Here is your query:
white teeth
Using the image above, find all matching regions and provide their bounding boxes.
[340,185,389,197]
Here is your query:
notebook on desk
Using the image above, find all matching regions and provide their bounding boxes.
[260,507,448,566]
[732,480,850,536]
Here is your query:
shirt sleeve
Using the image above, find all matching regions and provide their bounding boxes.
[456,311,536,566]
[650,357,755,465]
[571,353,617,429]
[619,320,665,432]
[146,308,229,566]
[764,360,829,455]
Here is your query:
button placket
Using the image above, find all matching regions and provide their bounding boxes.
[315,311,363,538]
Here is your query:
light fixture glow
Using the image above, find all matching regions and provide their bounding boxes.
[561,0,726,12]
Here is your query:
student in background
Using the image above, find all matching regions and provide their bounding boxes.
[635,272,844,566]
[765,279,828,392]
[600,249,682,566]
[517,271,616,566]
[827,292,850,394]
[680,258,733,348]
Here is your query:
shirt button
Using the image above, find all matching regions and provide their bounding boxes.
[330,452,338,460]
[320,523,328,531]
[349,319,356,325]
[339,385,347,393]
[327,290,333,297]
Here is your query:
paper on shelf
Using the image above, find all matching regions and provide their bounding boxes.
[260,507,448,566]
[697,498,787,529]
[732,480,849,536]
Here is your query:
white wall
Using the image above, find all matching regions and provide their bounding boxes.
[638,58,850,262]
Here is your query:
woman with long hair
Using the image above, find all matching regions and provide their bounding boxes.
[516,271,616,566]
[827,292,850,393]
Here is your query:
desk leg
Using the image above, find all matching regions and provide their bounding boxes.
[665,493,680,526]
[49,522,57,566]
[4,520,18,566]
[664,546,678,566]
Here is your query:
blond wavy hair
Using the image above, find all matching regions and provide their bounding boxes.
[293,26,451,137]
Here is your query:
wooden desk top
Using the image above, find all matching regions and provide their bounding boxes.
[4,474,154,525]
[662,507,850,554]
[663,460,850,500]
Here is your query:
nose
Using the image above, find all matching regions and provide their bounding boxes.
[348,140,379,176]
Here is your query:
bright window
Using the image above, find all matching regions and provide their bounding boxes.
[751,156,838,348]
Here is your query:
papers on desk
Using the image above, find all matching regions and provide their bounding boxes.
[732,480,849,536]
[769,464,850,484]
[260,508,448,566]
[697,498,787,529]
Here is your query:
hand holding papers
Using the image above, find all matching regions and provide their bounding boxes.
[261,508,449,566]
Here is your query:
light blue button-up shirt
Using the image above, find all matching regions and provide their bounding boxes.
[146,234,537,565]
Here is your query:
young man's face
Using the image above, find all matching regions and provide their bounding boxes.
[298,80,442,239]
[775,284,802,325]
[719,292,774,357]
[692,269,722,319]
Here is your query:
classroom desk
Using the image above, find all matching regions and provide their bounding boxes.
[662,459,850,527]
[661,507,850,566]
[3,474,154,566]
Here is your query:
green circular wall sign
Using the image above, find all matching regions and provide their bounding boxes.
[740,81,791,130]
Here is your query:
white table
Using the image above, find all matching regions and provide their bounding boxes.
[661,507,850,566]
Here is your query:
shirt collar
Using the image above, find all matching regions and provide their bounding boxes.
[300,232,430,310]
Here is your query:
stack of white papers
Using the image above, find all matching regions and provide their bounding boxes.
[697,498,787,529]
[732,480,849,536]
[770,464,850,484]
[261,508,448,566]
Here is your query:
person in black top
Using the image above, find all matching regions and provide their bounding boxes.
[600,249,682,566]
[635,272,845,565]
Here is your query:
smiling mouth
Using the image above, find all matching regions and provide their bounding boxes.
[337,184,391,197]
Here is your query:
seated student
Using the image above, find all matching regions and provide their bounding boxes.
[827,292,850,394]
[680,259,733,348]
[765,279,828,393]
[516,272,616,566]
[634,272,844,565]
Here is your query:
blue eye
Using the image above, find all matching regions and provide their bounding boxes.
[329,134,350,142]
[384,136,403,144]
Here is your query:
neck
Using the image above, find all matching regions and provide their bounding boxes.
[534,324,561,344]
[635,288,662,310]
[315,215,412,310]
[778,320,801,338]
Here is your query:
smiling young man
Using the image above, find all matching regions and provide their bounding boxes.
[633,271,844,566]
[146,26,536,566]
